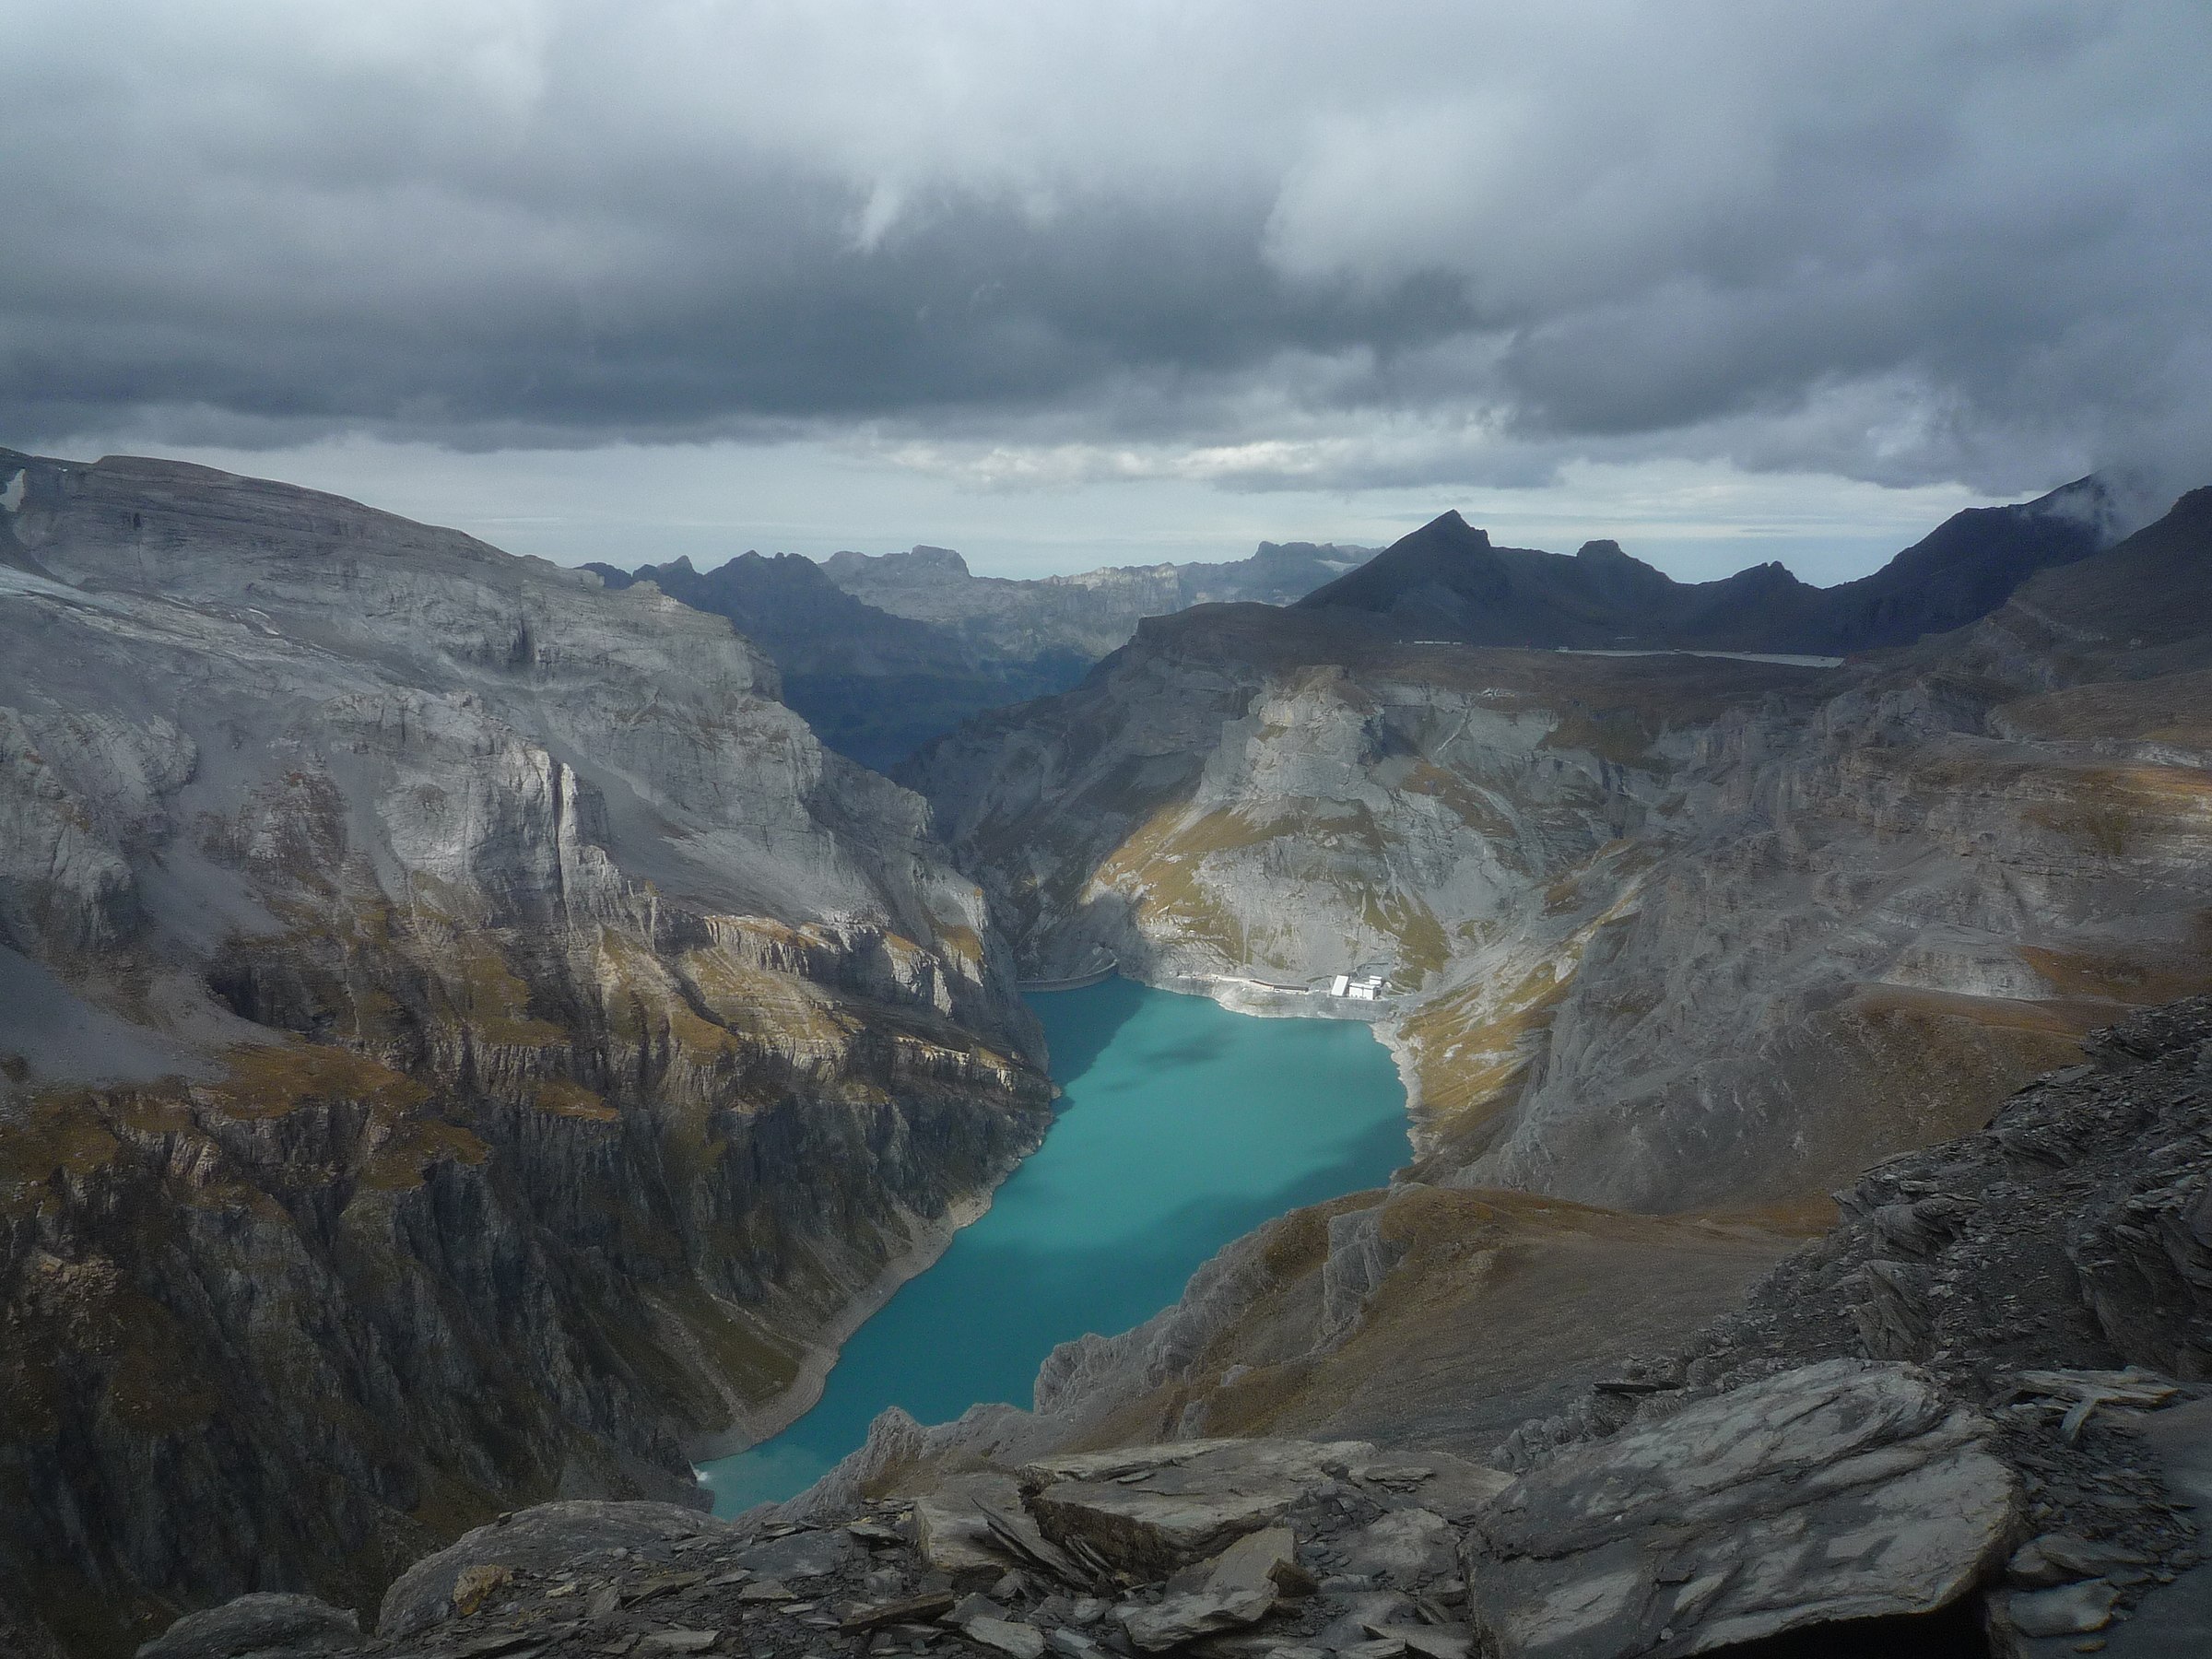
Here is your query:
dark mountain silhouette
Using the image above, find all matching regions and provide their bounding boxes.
[585,551,1080,771]
[1299,477,2118,653]
[1996,485,2212,650]
[590,539,1375,771]
[586,550,970,677]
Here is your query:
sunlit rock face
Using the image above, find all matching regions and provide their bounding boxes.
[912,491,2212,1218]
[0,449,1053,1655]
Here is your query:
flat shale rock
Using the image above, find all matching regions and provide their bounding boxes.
[1117,1527,1300,1651]
[1462,1359,2022,1658]
[916,1474,1028,1578]
[1335,1511,1454,1588]
[966,1615,1049,1658]
[1023,1439,1374,1578]
[734,1526,857,1582]
[135,1594,359,1659]
[378,1501,726,1638]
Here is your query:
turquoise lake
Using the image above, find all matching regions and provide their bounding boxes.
[696,977,1408,1514]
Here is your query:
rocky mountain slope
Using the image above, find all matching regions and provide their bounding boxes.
[1298,477,2116,653]
[910,487,2212,1222]
[125,996,2212,1659]
[0,449,1055,1656]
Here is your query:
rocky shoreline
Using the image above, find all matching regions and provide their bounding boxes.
[135,996,2212,1658]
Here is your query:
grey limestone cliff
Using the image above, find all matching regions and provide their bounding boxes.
[0,450,1053,1656]
[911,491,2212,1219]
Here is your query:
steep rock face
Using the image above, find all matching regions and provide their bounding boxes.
[913,493,2212,1218]
[0,451,1053,1656]
[1463,1359,2023,1658]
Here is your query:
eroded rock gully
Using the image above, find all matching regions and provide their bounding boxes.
[139,997,2212,1659]
[0,451,1053,1655]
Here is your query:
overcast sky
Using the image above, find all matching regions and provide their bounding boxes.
[6,1,2207,580]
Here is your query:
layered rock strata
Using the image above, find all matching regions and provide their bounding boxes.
[0,450,1053,1656]
[911,490,2212,1218]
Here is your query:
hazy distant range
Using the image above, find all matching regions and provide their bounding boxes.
[586,539,1377,770]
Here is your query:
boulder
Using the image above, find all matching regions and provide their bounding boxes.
[1117,1528,1303,1652]
[916,1476,1026,1579]
[1314,1591,1413,1651]
[1364,1625,1471,1659]
[1461,1359,2022,1658]
[1335,1511,1454,1588]
[1350,1454,1512,1524]
[1023,1440,1372,1579]
[377,1500,727,1638]
[1988,1581,2120,1641]
[966,1616,1049,1659]
[135,1594,359,1659]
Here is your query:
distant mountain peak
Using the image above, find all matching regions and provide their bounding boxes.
[1418,509,1488,547]
[1298,476,2134,653]
[820,544,974,584]
[908,545,971,575]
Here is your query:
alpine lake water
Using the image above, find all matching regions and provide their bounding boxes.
[696,976,1410,1513]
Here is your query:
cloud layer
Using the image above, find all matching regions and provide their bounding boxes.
[6,0,2207,494]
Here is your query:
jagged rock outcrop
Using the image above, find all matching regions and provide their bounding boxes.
[1463,1359,2022,1657]
[134,1595,361,1659]
[0,449,1053,1656]
[129,1351,2156,1659]
[377,1502,732,1639]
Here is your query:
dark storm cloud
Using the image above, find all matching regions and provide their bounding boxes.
[4,0,2207,493]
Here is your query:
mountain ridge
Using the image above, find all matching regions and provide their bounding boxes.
[1298,476,2120,653]
[586,539,1381,771]
[0,446,1053,1656]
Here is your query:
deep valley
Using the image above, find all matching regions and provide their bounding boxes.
[6,449,2212,1659]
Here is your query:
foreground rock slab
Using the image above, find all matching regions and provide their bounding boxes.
[1117,1525,1301,1651]
[1022,1438,1376,1578]
[378,1501,727,1638]
[1462,1359,2022,1658]
[134,1594,359,1659]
